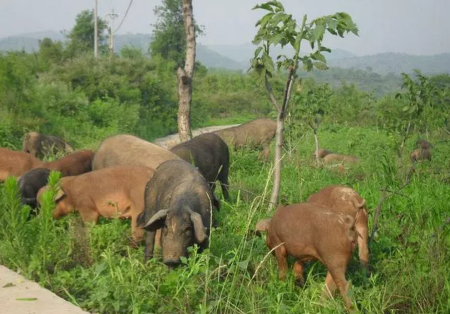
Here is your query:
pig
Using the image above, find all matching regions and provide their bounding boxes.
[42,150,94,176]
[323,153,359,164]
[313,148,333,159]
[18,168,52,208]
[22,132,74,158]
[37,166,155,242]
[170,133,230,200]
[18,150,94,208]
[256,203,357,312]
[214,118,276,160]
[137,159,219,267]
[416,139,432,149]
[0,148,43,182]
[92,134,180,171]
[410,148,432,162]
[306,185,369,269]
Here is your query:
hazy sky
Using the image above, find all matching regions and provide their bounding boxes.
[0,0,449,56]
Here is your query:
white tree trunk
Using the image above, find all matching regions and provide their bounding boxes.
[177,0,196,142]
[269,69,296,211]
[314,129,320,165]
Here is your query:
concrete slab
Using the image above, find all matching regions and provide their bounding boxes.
[0,265,89,314]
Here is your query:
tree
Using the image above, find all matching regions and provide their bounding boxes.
[176,0,197,142]
[394,70,434,154]
[250,1,358,211]
[66,10,108,57]
[150,0,203,68]
[38,38,63,67]
[293,83,331,164]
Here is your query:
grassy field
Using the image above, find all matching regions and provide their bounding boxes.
[0,125,449,313]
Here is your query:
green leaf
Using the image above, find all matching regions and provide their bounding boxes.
[313,62,328,70]
[327,28,337,35]
[311,51,327,63]
[262,53,275,73]
[270,33,285,45]
[302,58,313,72]
[311,23,326,41]
[254,46,263,58]
[253,3,276,12]
[320,46,332,53]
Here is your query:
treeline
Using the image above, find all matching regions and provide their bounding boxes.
[0,8,449,151]
[1,47,450,150]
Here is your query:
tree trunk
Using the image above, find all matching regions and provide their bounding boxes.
[313,128,320,165]
[177,0,196,142]
[269,69,296,211]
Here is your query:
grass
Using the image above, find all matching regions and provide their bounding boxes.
[0,125,449,313]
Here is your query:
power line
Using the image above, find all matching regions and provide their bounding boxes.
[114,0,134,33]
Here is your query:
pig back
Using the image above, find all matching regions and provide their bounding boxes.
[92,134,180,171]
[216,118,276,149]
[307,185,365,217]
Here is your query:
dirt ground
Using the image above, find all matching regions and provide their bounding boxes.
[0,265,89,314]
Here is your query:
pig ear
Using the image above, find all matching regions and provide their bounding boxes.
[189,211,208,244]
[352,198,366,209]
[54,187,66,203]
[143,209,168,230]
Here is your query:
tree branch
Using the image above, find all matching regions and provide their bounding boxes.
[265,75,280,112]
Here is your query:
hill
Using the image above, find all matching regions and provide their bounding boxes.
[0,32,243,70]
[328,52,450,75]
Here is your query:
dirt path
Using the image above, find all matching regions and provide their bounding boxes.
[154,124,239,149]
[0,265,89,314]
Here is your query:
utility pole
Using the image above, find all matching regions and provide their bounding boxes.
[94,0,98,58]
[106,9,119,56]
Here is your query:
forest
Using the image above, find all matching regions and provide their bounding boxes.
[0,1,450,313]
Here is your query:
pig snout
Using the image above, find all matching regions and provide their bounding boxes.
[164,258,181,268]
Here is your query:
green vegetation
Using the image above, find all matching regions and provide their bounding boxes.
[1,4,450,313]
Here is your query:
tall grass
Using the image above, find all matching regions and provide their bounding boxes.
[0,126,449,313]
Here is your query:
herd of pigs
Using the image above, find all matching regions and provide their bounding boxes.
[0,118,435,312]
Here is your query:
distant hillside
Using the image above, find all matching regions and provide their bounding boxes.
[1,31,449,76]
[0,32,244,71]
[328,53,450,75]
[208,43,450,75]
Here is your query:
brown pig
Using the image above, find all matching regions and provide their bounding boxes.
[37,166,154,241]
[410,148,431,162]
[214,118,276,161]
[313,148,333,159]
[41,150,94,176]
[256,203,357,312]
[416,139,432,149]
[0,148,43,182]
[307,185,369,269]
[323,153,359,164]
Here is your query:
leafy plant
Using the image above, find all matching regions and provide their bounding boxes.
[250,0,358,208]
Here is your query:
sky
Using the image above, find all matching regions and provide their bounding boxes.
[0,0,449,56]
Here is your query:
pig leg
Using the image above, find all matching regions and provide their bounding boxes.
[144,230,156,261]
[293,261,305,286]
[218,165,230,201]
[324,271,337,297]
[274,245,288,280]
[260,145,270,161]
[327,265,354,312]
[356,210,369,270]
